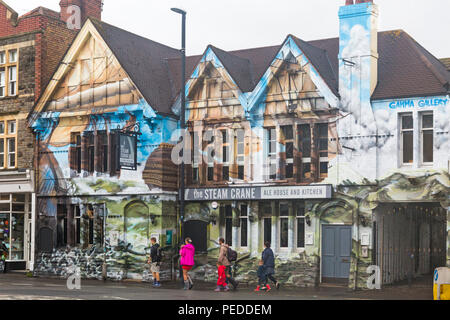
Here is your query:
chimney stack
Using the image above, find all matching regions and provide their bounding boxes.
[60,0,103,29]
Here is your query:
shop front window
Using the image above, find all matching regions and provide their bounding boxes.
[279,204,289,248]
[0,194,26,261]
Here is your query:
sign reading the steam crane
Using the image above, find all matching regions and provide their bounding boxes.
[119,132,137,171]
[185,185,332,201]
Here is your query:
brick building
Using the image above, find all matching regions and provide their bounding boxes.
[0,0,102,271]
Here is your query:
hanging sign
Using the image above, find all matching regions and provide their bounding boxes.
[118,132,138,170]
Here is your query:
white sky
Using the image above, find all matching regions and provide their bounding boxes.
[9,0,450,58]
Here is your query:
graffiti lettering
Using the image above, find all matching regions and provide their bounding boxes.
[389,98,448,109]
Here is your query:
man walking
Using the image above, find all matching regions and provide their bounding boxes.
[255,241,280,292]
[218,238,239,290]
[148,237,162,287]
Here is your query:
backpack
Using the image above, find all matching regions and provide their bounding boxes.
[226,247,238,262]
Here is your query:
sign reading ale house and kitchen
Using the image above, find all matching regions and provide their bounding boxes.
[185,185,332,201]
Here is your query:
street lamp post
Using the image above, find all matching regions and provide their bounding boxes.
[171,7,186,285]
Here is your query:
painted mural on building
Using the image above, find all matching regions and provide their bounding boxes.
[26,0,449,290]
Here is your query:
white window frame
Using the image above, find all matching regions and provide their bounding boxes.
[0,137,4,169]
[205,130,215,182]
[0,51,5,65]
[400,113,414,166]
[236,129,245,180]
[0,69,5,97]
[295,205,306,250]
[7,120,16,135]
[281,125,294,179]
[266,127,277,181]
[239,203,249,249]
[191,131,200,183]
[278,202,290,250]
[420,112,434,166]
[8,50,17,63]
[221,129,230,181]
[8,66,17,96]
[7,137,16,168]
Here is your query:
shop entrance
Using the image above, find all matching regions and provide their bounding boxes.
[374,203,447,285]
[322,225,352,282]
[0,193,30,271]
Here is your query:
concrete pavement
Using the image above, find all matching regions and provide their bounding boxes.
[0,273,434,300]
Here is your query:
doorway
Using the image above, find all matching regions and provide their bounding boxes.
[322,225,352,283]
[182,220,208,253]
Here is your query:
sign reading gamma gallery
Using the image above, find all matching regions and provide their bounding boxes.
[185,185,332,201]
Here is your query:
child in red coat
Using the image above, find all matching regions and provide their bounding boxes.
[215,262,229,292]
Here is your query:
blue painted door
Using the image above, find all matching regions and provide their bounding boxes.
[322,225,352,280]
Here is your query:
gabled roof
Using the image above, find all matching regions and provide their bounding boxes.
[90,18,182,116]
[290,35,339,97]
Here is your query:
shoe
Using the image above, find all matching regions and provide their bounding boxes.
[254,285,261,292]
[214,287,222,292]
[154,282,161,288]
[189,282,194,290]
[266,285,272,292]
[223,286,230,292]
[275,282,280,290]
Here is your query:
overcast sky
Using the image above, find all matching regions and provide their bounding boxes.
[10,0,450,58]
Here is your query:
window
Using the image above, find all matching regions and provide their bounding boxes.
[73,133,82,173]
[236,129,245,180]
[206,132,215,182]
[298,124,312,180]
[87,204,94,245]
[98,131,108,173]
[0,139,4,168]
[400,114,414,164]
[191,131,199,183]
[8,50,17,63]
[87,133,95,174]
[279,204,289,248]
[7,138,15,168]
[8,66,17,96]
[224,205,233,246]
[57,205,68,247]
[0,68,5,97]
[74,205,81,245]
[421,113,433,164]
[221,130,230,181]
[281,125,294,179]
[0,121,17,169]
[263,204,272,244]
[296,206,305,248]
[317,123,329,178]
[266,128,277,180]
[7,120,15,135]
[240,204,248,247]
[0,49,18,99]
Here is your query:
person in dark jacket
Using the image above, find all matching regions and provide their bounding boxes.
[148,237,162,287]
[255,241,280,292]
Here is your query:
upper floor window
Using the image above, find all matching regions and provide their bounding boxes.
[266,128,277,180]
[0,120,17,169]
[236,129,245,180]
[0,49,18,98]
[221,130,230,181]
[298,124,312,180]
[420,113,433,165]
[191,131,200,183]
[281,125,294,179]
[317,123,329,178]
[400,114,414,165]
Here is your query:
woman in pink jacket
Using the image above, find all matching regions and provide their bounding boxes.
[180,237,195,290]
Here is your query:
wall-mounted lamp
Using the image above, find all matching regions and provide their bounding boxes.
[149,215,158,226]
[305,215,311,226]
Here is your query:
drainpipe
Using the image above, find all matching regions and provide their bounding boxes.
[353,199,361,291]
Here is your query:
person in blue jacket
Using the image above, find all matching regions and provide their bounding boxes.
[255,241,280,292]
